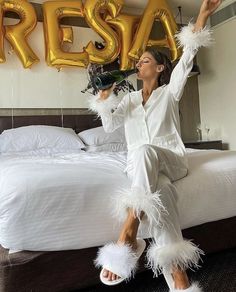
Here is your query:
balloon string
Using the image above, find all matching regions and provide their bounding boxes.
[58,69,64,128]
[126,75,130,104]
[8,46,14,55]
[10,62,14,129]
[11,108,14,129]
[61,108,64,128]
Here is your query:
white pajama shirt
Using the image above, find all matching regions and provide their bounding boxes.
[89,45,197,185]
[88,22,213,283]
[97,46,197,157]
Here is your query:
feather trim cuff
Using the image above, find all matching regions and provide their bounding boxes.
[175,21,215,50]
[171,281,203,292]
[110,186,170,235]
[145,239,205,277]
[87,93,121,118]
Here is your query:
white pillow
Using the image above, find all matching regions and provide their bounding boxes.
[78,126,126,146]
[0,125,85,153]
[85,143,127,152]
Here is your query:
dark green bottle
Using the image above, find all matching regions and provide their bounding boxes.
[92,68,138,90]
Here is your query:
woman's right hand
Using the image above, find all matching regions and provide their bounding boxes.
[98,82,116,100]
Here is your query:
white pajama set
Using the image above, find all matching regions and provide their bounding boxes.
[88,22,214,291]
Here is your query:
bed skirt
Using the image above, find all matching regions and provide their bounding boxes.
[0,215,236,292]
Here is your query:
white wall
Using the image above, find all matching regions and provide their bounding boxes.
[0,19,137,108]
[197,17,236,150]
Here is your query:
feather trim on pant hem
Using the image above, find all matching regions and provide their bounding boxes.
[110,186,170,235]
[170,281,203,292]
[145,239,205,277]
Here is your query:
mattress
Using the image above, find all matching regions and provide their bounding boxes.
[0,148,235,252]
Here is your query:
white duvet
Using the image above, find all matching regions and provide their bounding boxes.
[0,148,236,252]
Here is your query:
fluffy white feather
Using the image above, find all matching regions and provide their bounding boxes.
[110,186,170,236]
[163,269,203,291]
[146,239,205,277]
[175,21,215,50]
[87,92,122,118]
[171,281,203,292]
[94,242,138,280]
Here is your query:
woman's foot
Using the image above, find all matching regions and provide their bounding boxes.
[102,235,138,282]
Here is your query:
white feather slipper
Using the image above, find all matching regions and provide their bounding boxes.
[170,281,203,292]
[94,238,146,286]
[162,269,203,291]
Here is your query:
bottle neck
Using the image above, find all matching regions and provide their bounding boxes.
[123,68,138,77]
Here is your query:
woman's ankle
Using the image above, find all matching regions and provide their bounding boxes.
[119,230,136,242]
[172,268,190,289]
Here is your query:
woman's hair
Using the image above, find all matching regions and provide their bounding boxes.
[145,48,173,86]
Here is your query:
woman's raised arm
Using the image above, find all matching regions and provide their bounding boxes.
[168,0,222,102]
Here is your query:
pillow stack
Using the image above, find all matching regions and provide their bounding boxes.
[0,125,85,154]
[78,126,127,152]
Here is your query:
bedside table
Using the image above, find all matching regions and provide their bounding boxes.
[184,140,223,150]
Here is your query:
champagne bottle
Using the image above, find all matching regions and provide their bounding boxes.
[91,68,138,90]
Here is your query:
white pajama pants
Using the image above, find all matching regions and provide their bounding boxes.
[111,144,205,278]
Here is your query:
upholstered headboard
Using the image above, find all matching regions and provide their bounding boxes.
[0,114,102,134]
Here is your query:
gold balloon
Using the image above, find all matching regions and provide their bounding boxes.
[0,0,39,68]
[60,27,73,44]
[106,13,140,70]
[43,1,89,68]
[83,0,123,65]
[59,27,73,53]
[128,0,180,62]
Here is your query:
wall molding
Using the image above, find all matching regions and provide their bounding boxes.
[211,1,236,27]
[0,108,92,116]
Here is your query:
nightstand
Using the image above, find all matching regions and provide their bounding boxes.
[184,140,223,150]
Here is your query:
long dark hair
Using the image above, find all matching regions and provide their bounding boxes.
[145,48,173,86]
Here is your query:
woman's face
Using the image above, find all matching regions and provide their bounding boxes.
[136,51,164,81]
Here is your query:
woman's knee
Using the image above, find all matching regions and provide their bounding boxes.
[135,144,158,160]
[172,167,188,182]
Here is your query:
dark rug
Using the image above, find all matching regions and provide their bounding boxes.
[78,246,236,292]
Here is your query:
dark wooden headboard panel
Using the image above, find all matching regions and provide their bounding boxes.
[0,114,102,134]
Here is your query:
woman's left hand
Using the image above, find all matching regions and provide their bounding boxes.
[199,0,222,17]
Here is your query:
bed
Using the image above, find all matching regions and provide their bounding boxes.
[0,114,236,292]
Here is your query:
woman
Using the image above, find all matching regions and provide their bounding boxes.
[88,1,222,291]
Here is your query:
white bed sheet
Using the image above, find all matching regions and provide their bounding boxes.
[0,148,235,253]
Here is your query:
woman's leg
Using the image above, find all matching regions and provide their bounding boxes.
[112,144,169,233]
[110,145,204,289]
[143,145,204,291]
[103,208,145,281]
[103,204,191,288]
